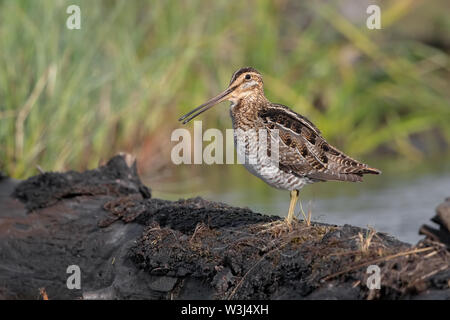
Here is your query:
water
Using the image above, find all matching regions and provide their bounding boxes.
[149,159,450,246]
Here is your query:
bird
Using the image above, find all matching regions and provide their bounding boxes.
[179,67,381,224]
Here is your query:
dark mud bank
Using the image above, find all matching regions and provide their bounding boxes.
[0,154,448,299]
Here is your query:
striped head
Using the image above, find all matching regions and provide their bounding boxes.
[179,67,264,124]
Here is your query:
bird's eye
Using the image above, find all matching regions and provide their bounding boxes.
[245,74,251,80]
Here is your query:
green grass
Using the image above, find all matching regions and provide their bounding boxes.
[0,0,449,178]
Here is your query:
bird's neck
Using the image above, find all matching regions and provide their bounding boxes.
[230,93,269,129]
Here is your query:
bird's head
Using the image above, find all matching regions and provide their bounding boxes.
[179,67,263,124]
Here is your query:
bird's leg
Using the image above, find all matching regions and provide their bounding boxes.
[286,190,299,224]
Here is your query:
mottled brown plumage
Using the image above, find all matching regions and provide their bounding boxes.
[179,67,381,223]
[257,103,380,183]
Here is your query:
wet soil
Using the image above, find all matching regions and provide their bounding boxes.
[0,154,448,299]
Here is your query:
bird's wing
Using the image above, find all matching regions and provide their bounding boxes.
[257,104,380,182]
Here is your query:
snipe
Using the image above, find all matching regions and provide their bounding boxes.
[179,67,380,224]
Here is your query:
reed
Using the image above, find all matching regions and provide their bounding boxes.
[0,0,449,178]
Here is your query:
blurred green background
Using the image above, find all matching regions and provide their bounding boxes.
[0,1,449,242]
[1,0,449,177]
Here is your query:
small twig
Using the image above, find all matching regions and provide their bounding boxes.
[321,246,435,282]
[228,256,268,300]
[328,249,369,257]
[36,165,45,174]
[358,226,376,254]
[423,250,438,259]
[405,263,450,290]
[190,223,213,244]
[298,198,311,226]
[418,264,449,282]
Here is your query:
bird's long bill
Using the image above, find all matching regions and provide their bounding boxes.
[178,86,236,124]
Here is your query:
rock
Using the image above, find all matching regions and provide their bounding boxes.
[0,154,448,300]
[419,197,450,248]
[435,198,450,232]
[148,276,179,292]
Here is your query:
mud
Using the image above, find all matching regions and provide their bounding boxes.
[13,154,150,211]
[0,154,448,299]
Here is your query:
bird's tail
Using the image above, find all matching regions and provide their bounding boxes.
[358,167,381,175]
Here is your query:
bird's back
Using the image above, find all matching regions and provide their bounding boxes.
[256,103,381,183]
